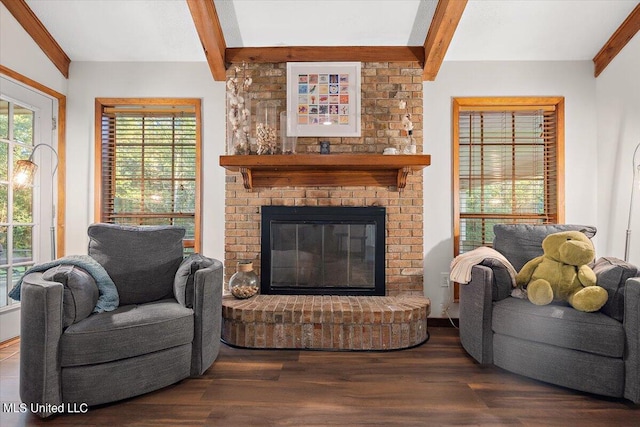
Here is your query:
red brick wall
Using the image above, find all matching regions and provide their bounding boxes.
[224,62,424,296]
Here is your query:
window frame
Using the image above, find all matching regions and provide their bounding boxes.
[452,96,565,298]
[1,66,66,258]
[94,98,202,252]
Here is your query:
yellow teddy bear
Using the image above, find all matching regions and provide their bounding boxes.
[516,230,608,312]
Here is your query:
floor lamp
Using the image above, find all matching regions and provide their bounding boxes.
[625,142,640,262]
[12,144,59,260]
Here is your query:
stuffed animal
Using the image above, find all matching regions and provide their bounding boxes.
[515,230,608,312]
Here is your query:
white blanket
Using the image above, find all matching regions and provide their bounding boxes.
[449,246,518,286]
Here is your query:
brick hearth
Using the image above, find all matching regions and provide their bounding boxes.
[222,295,430,350]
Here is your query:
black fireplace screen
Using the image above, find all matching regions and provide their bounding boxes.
[261,206,385,296]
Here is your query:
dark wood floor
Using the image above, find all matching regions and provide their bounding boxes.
[1,327,638,426]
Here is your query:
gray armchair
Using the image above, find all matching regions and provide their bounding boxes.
[19,224,223,417]
[459,224,640,403]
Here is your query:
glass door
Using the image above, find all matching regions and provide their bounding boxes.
[0,76,55,342]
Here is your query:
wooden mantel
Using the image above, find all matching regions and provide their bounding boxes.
[219,154,431,190]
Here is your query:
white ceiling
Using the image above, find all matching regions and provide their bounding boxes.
[22,0,640,64]
[446,0,639,61]
[215,0,436,47]
[25,0,205,61]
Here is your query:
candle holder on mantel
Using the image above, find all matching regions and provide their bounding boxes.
[229,260,259,299]
[280,111,297,154]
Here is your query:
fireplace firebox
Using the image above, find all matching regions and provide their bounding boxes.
[261,206,385,296]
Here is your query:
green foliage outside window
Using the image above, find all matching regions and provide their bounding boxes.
[0,105,35,262]
[455,101,561,255]
[103,111,197,241]
[0,100,36,306]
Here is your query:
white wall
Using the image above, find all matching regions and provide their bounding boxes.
[596,33,640,264]
[423,61,598,317]
[0,4,67,95]
[66,62,227,260]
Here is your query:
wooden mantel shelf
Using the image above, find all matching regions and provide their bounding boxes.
[219,154,431,190]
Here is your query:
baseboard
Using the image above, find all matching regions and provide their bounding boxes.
[429,318,459,328]
[0,336,20,348]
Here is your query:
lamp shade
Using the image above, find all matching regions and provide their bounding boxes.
[13,159,37,188]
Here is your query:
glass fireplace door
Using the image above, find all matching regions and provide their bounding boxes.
[270,222,375,289]
[261,206,386,296]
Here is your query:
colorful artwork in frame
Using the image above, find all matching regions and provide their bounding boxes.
[286,62,361,137]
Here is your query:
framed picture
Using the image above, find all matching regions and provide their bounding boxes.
[286,62,361,137]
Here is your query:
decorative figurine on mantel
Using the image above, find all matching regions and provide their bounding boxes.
[226,63,253,155]
[399,99,417,154]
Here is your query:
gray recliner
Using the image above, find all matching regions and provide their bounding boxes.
[19,224,223,417]
[459,224,640,403]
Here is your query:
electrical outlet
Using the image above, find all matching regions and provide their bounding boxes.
[440,272,450,288]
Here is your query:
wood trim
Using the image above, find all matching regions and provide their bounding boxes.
[451,99,462,258]
[94,99,103,225]
[593,3,640,77]
[452,96,564,107]
[0,336,19,348]
[423,0,467,81]
[0,0,71,78]
[226,46,425,64]
[451,98,462,302]
[103,107,196,115]
[220,154,431,191]
[56,95,66,256]
[193,99,202,253]
[0,65,67,256]
[186,0,227,81]
[95,98,201,107]
[94,98,203,250]
[555,97,565,223]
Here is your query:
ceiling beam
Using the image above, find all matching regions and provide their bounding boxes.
[1,0,70,78]
[186,0,227,81]
[593,3,640,78]
[226,46,425,65]
[422,0,467,81]
[187,0,458,80]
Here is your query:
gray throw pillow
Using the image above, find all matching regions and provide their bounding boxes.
[42,265,99,327]
[174,254,218,307]
[592,256,638,321]
[493,224,597,272]
[88,223,185,305]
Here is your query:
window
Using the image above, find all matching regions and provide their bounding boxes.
[0,89,54,313]
[95,99,201,251]
[0,99,36,309]
[453,97,565,257]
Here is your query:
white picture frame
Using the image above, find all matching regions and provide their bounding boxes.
[286,62,361,137]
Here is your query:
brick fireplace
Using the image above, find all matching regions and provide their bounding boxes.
[221,61,429,350]
[223,61,425,296]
